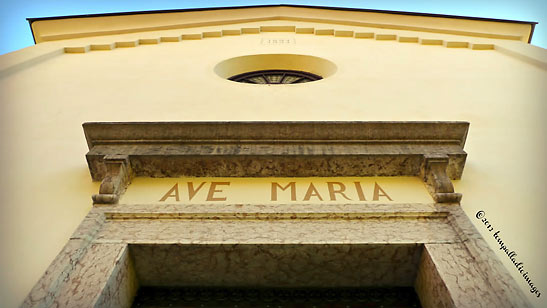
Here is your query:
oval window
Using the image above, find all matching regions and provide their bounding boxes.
[229,69,322,84]
[214,54,336,85]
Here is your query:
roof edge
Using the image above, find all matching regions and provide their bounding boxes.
[26,4,538,25]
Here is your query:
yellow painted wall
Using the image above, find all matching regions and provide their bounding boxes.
[0,16,546,307]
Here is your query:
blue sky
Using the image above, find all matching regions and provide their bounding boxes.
[0,0,545,55]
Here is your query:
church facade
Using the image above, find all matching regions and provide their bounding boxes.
[0,5,545,307]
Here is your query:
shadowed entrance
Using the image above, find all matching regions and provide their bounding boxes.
[129,244,424,307]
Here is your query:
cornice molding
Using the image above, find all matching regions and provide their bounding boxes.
[60,24,498,55]
[28,5,535,44]
[83,121,469,204]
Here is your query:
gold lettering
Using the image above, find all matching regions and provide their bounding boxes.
[303,183,323,201]
[187,182,206,201]
[271,182,296,201]
[354,182,366,201]
[327,182,351,201]
[373,182,393,201]
[159,183,180,202]
[206,182,230,201]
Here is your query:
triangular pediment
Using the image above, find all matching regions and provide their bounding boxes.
[29,5,535,44]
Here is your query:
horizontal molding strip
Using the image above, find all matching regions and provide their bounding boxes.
[62,23,497,54]
[105,211,449,221]
[89,139,464,145]
[84,121,469,147]
[84,121,469,182]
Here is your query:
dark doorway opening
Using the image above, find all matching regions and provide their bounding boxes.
[127,244,424,307]
[132,286,422,307]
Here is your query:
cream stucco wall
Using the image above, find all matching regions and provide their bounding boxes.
[1,16,546,307]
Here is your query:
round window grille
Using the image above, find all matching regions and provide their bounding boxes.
[229,70,322,84]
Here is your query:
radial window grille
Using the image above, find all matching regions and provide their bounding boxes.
[229,70,322,84]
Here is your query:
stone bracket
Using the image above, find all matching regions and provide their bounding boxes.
[92,155,133,205]
[421,154,462,204]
